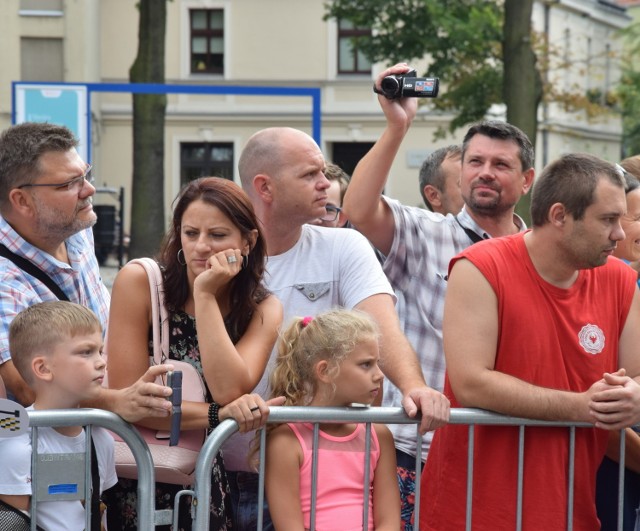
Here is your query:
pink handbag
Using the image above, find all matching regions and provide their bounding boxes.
[108,258,207,485]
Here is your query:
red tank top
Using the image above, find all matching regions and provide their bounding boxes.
[422,232,636,531]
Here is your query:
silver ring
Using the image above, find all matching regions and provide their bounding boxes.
[249,406,260,412]
[227,255,238,264]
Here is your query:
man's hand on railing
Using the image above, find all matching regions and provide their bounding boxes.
[402,386,450,434]
[588,368,640,430]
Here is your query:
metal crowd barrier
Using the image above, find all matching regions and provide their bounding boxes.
[26,408,157,530]
[16,407,629,530]
[190,407,630,531]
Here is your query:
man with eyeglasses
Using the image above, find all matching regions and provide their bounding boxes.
[0,122,173,421]
[310,162,348,228]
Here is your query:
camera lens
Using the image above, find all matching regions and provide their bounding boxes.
[380,76,401,98]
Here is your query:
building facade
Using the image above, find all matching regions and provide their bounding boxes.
[0,0,631,233]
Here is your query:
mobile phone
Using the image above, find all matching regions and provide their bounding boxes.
[167,370,182,446]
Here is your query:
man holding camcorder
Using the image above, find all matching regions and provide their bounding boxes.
[343,63,534,529]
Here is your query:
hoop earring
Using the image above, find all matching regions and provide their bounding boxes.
[242,254,249,269]
[177,249,186,266]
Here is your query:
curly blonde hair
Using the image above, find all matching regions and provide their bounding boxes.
[249,309,379,468]
[269,308,379,406]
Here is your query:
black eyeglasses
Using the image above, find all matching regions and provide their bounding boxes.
[320,205,342,222]
[17,165,94,193]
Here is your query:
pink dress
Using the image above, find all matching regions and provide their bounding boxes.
[289,422,380,531]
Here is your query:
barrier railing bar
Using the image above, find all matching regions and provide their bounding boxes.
[466,424,474,531]
[414,426,423,526]
[192,407,630,531]
[84,423,93,531]
[257,427,267,531]
[29,426,39,531]
[362,422,372,529]
[567,426,576,531]
[617,429,626,531]
[516,425,525,531]
[27,408,157,530]
[174,489,193,529]
[27,406,634,530]
[193,419,239,530]
[310,423,320,531]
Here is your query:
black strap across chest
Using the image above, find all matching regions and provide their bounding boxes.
[0,244,69,301]
[455,217,487,245]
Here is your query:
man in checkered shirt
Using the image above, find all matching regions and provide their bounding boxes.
[343,63,535,530]
[0,122,172,421]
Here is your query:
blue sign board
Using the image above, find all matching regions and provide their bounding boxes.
[14,84,88,161]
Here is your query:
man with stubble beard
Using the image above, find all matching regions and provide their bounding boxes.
[0,122,173,422]
[343,62,535,530]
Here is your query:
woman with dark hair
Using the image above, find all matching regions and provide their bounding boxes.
[105,177,283,530]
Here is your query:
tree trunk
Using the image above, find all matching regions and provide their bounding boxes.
[128,0,167,259]
[503,0,542,225]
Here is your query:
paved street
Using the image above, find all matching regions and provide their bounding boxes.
[98,256,120,292]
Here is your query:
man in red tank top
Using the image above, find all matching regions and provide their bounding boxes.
[422,153,640,531]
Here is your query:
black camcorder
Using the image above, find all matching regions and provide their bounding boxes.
[374,69,439,100]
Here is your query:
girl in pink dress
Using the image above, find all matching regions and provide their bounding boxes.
[265,309,400,531]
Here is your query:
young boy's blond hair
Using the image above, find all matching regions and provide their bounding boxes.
[9,301,102,386]
[1,301,116,530]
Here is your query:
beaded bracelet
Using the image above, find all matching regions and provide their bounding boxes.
[208,401,220,430]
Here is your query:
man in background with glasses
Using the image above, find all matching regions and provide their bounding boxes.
[0,122,173,421]
[311,162,349,228]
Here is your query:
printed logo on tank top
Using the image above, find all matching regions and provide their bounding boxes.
[578,324,605,355]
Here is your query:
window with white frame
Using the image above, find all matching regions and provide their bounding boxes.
[337,19,372,75]
[190,9,224,74]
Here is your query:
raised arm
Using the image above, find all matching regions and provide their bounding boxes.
[342,63,418,256]
[444,258,597,421]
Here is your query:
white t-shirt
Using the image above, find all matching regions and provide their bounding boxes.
[0,413,117,531]
[223,224,395,472]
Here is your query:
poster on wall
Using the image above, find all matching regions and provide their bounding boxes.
[14,83,88,161]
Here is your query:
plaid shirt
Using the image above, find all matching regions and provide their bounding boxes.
[0,215,110,364]
[381,197,525,461]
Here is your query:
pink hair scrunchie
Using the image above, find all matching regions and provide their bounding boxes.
[301,316,314,328]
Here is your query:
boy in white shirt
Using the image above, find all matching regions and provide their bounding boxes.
[0,301,117,530]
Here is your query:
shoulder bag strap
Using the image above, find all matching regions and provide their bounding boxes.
[90,436,101,531]
[127,258,169,366]
[454,216,486,245]
[0,244,70,301]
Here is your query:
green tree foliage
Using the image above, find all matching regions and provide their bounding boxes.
[324,0,540,222]
[620,69,640,157]
[325,0,504,134]
[128,0,167,258]
[618,20,640,158]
